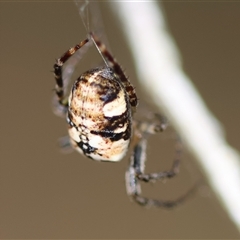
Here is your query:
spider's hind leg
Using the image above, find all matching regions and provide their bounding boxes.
[126,115,196,208]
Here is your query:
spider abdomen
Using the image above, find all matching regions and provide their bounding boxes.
[67,67,132,162]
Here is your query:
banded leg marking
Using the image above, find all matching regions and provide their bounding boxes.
[90,33,138,109]
[53,39,89,107]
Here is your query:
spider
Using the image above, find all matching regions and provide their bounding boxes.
[53,32,196,207]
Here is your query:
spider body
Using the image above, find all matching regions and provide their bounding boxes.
[67,66,132,161]
[53,33,196,208]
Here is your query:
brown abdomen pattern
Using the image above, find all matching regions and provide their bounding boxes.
[67,67,132,161]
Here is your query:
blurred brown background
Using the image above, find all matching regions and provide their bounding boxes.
[1,1,240,239]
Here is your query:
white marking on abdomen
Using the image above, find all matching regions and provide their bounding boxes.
[103,90,126,117]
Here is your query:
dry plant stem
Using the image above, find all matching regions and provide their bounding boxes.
[108,1,240,231]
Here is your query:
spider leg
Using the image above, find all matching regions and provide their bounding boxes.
[90,33,138,110]
[57,135,75,153]
[125,117,197,208]
[53,38,89,111]
[136,136,182,183]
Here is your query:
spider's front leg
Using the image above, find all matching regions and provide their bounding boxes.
[52,38,89,151]
[125,116,196,208]
[53,38,89,116]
